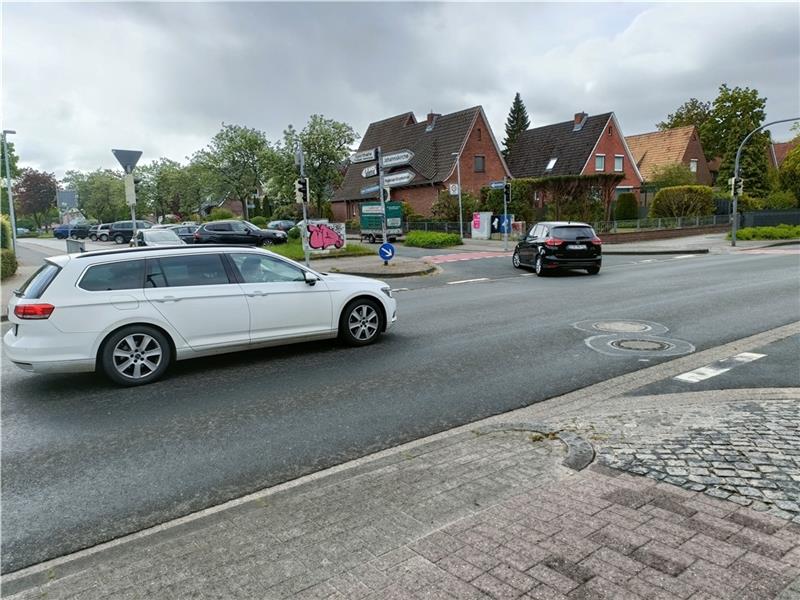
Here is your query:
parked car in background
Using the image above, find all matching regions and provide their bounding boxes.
[88,224,113,241]
[193,220,288,245]
[53,223,90,239]
[133,229,185,247]
[152,224,198,243]
[267,220,296,232]
[16,227,30,235]
[3,246,396,385]
[109,220,154,245]
[512,221,602,276]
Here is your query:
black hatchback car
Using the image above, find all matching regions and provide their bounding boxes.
[512,221,602,276]
[193,220,288,245]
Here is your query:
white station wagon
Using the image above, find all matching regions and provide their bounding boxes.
[4,246,397,385]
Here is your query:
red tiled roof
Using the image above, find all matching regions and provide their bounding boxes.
[625,125,698,181]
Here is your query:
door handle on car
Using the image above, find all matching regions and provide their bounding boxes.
[155,296,179,303]
[246,291,266,297]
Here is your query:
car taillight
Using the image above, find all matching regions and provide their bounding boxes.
[591,237,602,245]
[14,304,55,320]
[545,238,564,247]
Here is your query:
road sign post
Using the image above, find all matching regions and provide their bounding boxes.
[112,149,142,246]
[376,147,390,263]
[296,147,310,266]
[502,180,510,250]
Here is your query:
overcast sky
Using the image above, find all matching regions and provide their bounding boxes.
[2,2,798,177]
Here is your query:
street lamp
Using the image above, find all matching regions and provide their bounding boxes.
[451,152,464,241]
[2,129,18,252]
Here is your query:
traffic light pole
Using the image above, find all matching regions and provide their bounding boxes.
[503,178,509,251]
[731,116,798,247]
[297,148,310,267]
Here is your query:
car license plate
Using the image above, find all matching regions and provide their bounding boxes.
[567,244,587,250]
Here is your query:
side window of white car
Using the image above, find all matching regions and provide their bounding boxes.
[80,260,145,291]
[231,254,305,284]
[147,254,230,287]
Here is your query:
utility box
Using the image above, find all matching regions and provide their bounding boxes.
[471,211,492,240]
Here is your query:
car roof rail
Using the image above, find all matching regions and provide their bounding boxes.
[72,244,261,259]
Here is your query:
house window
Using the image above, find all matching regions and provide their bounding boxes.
[614,155,624,172]
[545,158,557,171]
[595,155,605,171]
[477,128,482,141]
[474,155,485,172]
[689,159,698,173]
[608,125,613,136]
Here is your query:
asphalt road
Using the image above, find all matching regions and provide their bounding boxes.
[2,248,799,572]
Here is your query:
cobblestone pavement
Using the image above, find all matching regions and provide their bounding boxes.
[598,401,800,522]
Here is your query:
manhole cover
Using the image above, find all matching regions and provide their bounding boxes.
[593,321,650,333]
[610,339,672,351]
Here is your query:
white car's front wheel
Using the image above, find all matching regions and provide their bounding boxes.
[339,298,383,346]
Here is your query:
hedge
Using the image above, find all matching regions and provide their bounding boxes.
[404,231,462,248]
[1,248,17,279]
[1,214,12,250]
[614,192,638,220]
[649,185,714,218]
[730,224,800,241]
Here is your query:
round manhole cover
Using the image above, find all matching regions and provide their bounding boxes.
[610,339,672,351]
[593,321,651,333]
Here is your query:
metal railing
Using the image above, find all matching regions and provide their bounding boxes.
[591,214,731,233]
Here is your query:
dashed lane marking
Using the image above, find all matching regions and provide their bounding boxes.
[672,255,698,259]
[446,278,490,285]
[674,352,766,382]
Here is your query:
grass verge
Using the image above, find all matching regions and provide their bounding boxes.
[269,239,376,261]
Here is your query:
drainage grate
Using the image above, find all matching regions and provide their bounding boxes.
[610,339,672,351]
[573,319,669,335]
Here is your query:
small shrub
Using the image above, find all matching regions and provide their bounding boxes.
[404,231,462,248]
[346,218,360,231]
[287,226,301,240]
[763,190,797,210]
[250,216,268,228]
[0,215,12,250]
[615,192,638,220]
[649,185,714,218]
[1,248,17,279]
[737,193,764,212]
[731,224,800,241]
[208,208,235,221]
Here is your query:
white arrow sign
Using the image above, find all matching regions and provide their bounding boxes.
[382,149,414,168]
[382,170,415,187]
[351,148,377,164]
[362,165,378,178]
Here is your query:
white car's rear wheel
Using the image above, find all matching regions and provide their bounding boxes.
[101,325,171,386]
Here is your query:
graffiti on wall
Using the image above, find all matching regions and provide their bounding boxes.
[304,222,346,252]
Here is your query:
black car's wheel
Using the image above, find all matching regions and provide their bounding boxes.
[587,266,600,275]
[114,234,125,244]
[339,298,383,346]
[535,254,547,277]
[512,249,523,269]
[262,238,273,246]
[99,234,109,242]
[100,325,171,386]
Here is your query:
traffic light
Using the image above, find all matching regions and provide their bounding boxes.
[133,177,142,195]
[294,178,309,204]
[503,183,511,203]
[734,178,744,196]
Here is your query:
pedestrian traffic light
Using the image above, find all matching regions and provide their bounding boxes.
[294,178,309,204]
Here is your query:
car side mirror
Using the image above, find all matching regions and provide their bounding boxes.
[303,271,318,286]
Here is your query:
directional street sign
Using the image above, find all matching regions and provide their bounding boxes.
[379,243,396,261]
[382,170,415,188]
[361,184,380,196]
[489,180,506,190]
[111,149,142,174]
[362,165,378,178]
[351,148,377,164]
[382,149,414,168]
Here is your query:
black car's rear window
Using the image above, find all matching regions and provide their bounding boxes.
[551,226,595,241]
[16,262,61,299]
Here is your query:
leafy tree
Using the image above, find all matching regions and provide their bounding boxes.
[431,190,478,222]
[657,98,712,148]
[502,92,530,158]
[1,140,20,214]
[64,169,128,224]
[702,84,770,197]
[779,144,800,204]
[615,193,638,220]
[649,163,697,188]
[13,168,58,229]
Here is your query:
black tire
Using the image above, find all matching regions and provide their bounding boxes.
[99,234,109,242]
[587,266,601,275]
[100,325,172,386]
[512,249,523,269]
[114,234,125,245]
[368,234,376,244]
[339,298,383,346]
[89,234,98,241]
[535,254,547,277]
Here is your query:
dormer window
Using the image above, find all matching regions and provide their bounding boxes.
[545,158,557,171]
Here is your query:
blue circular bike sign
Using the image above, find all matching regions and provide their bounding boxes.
[379,243,396,261]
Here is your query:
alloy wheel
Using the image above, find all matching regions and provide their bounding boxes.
[348,304,379,342]
[112,334,163,380]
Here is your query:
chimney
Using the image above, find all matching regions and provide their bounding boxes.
[426,111,441,131]
[573,112,588,131]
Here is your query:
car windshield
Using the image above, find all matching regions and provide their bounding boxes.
[144,230,182,243]
[242,221,261,231]
[551,226,595,241]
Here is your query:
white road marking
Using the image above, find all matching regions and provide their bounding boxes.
[672,255,698,260]
[391,288,409,292]
[639,259,655,263]
[446,278,490,285]
[674,352,766,382]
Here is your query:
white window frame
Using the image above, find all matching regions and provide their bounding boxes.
[689,159,698,173]
[614,155,624,172]
[595,154,605,171]
[545,157,557,171]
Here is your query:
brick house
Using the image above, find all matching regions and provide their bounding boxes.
[507,112,643,204]
[625,125,712,186]
[332,106,509,220]
[769,140,798,169]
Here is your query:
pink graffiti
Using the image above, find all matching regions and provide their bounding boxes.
[308,224,344,250]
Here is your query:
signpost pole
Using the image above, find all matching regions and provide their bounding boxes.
[296,147,310,267]
[503,177,509,251]
[376,146,389,265]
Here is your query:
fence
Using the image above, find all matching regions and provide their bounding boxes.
[742,210,800,228]
[591,214,731,233]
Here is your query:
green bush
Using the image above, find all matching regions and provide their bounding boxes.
[0,215,12,250]
[731,224,800,241]
[249,216,268,228]
[614,192,638,220]
[208,208,235,221]
[431,190,478,222]
[287,226,301,240]
[404,231,462,248]
[649,185,714,218]
[763,190,797,210]
[1,248,17,279]
[346,218,360,231]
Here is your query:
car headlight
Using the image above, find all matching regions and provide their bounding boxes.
[381,286,393,298]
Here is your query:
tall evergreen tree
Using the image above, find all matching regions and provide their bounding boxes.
[502,93,530,157]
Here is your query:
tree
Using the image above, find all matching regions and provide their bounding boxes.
[1,140,20,214]
[13,168,58,229]
[649,163,697,188]
[657,98,712,146]
[191,123,276,220]
[703,85,770,197]
[502,92,530,157]
[779,144,800,204]
[64,169,128,224]
[431,190,478,222]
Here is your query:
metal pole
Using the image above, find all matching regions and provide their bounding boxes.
[452,152,463,241]
[731,117,799,246]
[2,130,18,252]
[297,146,310,267]
[377,146,389,265]
[128,168,138,247]
[503,177,508,251]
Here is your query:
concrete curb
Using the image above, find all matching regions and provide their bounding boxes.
[326,264,437,278]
